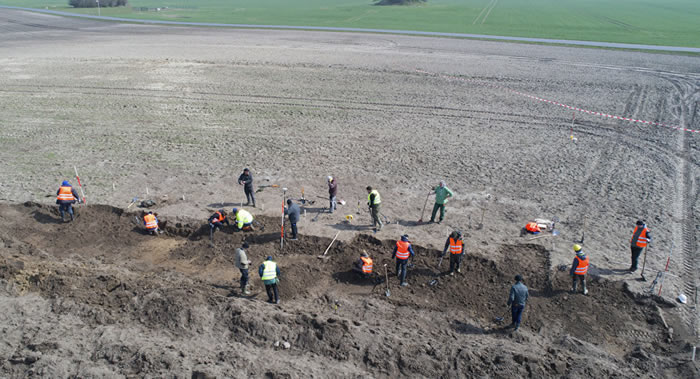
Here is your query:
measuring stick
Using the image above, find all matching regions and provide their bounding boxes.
[657,242,674,296]
[74,166,87,204]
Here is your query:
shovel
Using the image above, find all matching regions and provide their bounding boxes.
[493,306,509,324]
[474,208,485,230]
[639,245,649,281]
[317,231,340,259]
[384,264,390,297]
[417,192,431,223]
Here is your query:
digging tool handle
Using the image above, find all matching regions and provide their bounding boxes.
[641,245,648,278]
[321,231,340,257]
[418,192,431,222]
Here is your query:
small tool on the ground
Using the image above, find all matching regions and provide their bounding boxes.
[417,192,431,223]
[256,184,280,193]
[280,187,287,250]
[428,255,444,286]
[356,200,361,215]
[318,231,340,259]
[639,245,649,281]
[646,272,662,294]
[127,197,138,209]
[384,264,391,297]
[493,305,509,324]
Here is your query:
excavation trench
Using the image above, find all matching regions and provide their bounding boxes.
[0,202,685,377]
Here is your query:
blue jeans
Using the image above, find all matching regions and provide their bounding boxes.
[511,304,525,327]
[396,259,408,284]
[59,203,74,220]
[239,268,249,288]
[290,222,297,239]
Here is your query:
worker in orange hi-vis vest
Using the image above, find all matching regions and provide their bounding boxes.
[352,250,374,279]
[570,244,589,295]
[143,211,160,235]
[629,220,651,272]
[56,180,81,222]
[442,230,465,275]
[391,234,415,287]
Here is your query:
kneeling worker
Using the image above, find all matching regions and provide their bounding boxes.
[143,211,160,235]
[259,256,280,304]
[208,209,229,242]
[352,250,373,278]
[570,244,589,295]
[232,208,254,231]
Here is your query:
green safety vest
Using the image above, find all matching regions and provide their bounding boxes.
[261,261,277,281]
[236,209,253,228]
[368,190,381,205]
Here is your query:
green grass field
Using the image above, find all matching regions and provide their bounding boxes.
[3,0,700,47]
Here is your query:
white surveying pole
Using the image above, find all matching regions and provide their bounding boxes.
[96,0,100,16]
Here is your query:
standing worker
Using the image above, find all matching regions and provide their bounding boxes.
[629,219,651,272]
[235,242,252,295]
[328,176,338,213]
[366,186,383,232]
[442,230,465,275]
[392,234,415,286]
[570,244,589,295]
[143,211,160,235]
[208,209,229,242]
[56,180,81,222]
[506,274,529,331]
[232,208,254,231]
[259,256,280,304]
[430,180,453,224]
[284,199,300,240]
[238,168,256,207]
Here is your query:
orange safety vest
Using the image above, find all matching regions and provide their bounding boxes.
[57,186,75,201]
[144,214,158,230]
[630,226,649,248]
[212,212,225,223]
[449,238,463,255]
[526,222,540,233]
[361,257,373,274]
[396,240,410,260]
[574,255,589,275]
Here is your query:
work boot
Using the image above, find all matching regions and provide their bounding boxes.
[449,271,454,276]
[583,285,588,295]
[400,282,408,287]
[457,268,462,274]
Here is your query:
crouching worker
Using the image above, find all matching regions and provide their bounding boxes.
[208,209,229,242]
[232,208,254,231]
[143,211,160,235]
[352,250,373,279]
[56,180,81,222]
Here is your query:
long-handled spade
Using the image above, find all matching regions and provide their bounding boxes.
[280,187,287,250]
[417,192,431,223]
[493,305,510,324]
[384,264,390,297]
[428,254,445,286]
[639,245,649,281]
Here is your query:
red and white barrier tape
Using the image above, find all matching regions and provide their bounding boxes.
[415,69,700,134]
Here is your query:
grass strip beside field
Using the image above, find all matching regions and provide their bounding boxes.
[2,0,699,48]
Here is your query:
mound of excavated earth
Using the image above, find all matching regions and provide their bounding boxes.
[0,202,693,377]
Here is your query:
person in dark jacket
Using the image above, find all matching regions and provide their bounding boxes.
[442,230,465,275]
[392,234,415,286]
[237,168,255,207]
[328,176,338,213]
[629,219,651,272]
[56,180,81,222]
[259,256,281,304]
[570,244,589,295]
[507,274,529,331]
[284,199,300,240]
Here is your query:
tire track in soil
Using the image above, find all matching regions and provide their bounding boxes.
[0,85,571,128]
[664,76,699,335]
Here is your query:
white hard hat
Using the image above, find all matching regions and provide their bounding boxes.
[327,176,333,181]
[678,294,687,304]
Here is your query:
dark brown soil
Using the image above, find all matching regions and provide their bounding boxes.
[1,202,695,378]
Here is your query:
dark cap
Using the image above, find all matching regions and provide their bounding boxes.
[243,168,250,172]
[366,186,372,191]
[636,219,645,225]
[287,199,292,205]
[515,274,523,282]
[266,256,273,261]
[241,242,249,249]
